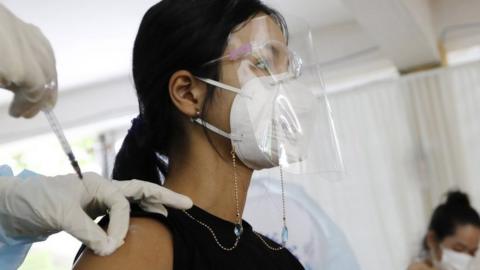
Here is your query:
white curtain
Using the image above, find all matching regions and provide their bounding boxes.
[262,61,480,270]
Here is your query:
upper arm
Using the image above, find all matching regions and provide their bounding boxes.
[73,217,174,270]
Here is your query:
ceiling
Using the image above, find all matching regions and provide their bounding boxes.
[264,0,353,28]
[2,0,480,92]
[2,0,160,89]
[1,0,353,91]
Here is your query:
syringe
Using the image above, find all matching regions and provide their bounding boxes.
[43,108,83,179]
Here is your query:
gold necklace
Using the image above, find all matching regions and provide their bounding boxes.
[183,149,288,251]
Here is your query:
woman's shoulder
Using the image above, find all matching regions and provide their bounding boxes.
[251,232,305,269]
[73,217,174,270]
[408,261,434,270]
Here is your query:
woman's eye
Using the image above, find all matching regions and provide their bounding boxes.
[255,59,269,70]
[453,246,466,253]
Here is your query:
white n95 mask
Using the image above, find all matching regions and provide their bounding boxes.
[434,247,474,270]
[195,73,315,170]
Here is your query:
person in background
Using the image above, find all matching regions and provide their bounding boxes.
[408,191,480,270]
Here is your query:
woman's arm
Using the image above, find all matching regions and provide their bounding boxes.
[73,217,173,270]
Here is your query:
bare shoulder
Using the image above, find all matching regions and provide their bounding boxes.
[408,262,434,270]
[73,217,173,270]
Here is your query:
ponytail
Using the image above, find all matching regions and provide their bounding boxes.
[112,115,166,184]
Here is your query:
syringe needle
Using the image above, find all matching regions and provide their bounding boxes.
[68,152,83,179]
[43,108,83,180]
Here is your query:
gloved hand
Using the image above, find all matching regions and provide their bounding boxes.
[0,172,192,256]
[0,4,57,118]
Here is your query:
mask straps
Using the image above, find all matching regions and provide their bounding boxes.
[196,77,252,99]
[191,118,242,141]
[193,77,245,141]
[197,77,240,93]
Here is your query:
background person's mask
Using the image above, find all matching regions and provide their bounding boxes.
[433,247,474,270]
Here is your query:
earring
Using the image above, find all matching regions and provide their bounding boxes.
[195,109,201,118]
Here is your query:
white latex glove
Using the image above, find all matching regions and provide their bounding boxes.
[0,172,192,256]
[0,4,57,118]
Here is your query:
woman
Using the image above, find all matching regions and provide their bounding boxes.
[408,191,480,270]
[74,0,306,269]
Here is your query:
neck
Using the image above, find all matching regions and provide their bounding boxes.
[165,133,253,223]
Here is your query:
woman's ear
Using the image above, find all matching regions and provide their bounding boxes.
[426,231,437,250]
[169,70,208,117]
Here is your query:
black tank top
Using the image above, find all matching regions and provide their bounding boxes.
[75,205,305,270]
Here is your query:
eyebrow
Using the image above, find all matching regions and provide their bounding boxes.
[263,43,280,57]
[224,41,286,64]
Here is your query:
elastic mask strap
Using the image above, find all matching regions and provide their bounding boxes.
[196,77,251,99]
[197,77,240,94]
[192,118,242,141]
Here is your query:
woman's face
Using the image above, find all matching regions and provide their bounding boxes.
[431,224,480,259]
[441,225,480,257]
[202,14,287,153]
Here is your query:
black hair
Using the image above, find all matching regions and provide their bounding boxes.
[112,0,287,183]
[423,190,480,250]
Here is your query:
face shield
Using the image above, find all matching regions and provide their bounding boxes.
[196,15,343,179]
